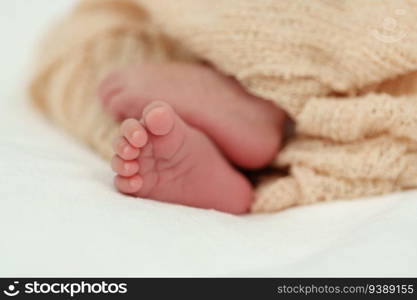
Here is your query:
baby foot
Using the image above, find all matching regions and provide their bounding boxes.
[111,101,253,214]
[99,62,285,169]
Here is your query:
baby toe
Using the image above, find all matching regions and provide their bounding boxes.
[113,136,140,160]
[97,71,124,104]
[114,174,143,194]
[111,155,139,177]
[120,118,148,148]
[143,102,175,136]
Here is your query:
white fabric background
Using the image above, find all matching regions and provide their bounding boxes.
[0,0,416,277]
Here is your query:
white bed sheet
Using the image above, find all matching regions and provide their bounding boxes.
[1,0,416,277]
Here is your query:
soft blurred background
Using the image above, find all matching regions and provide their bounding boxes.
[0,1,416,277]
[1,1,72,101]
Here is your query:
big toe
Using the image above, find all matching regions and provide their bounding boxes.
[142,101,187,159]
[143,102,176,136]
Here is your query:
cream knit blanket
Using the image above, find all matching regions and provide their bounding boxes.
[30,0,417,213]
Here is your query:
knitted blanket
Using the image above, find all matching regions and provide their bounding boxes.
[30,0,417,213]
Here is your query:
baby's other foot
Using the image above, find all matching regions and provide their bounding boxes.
[99,62,285,169]
[111,101,253,214]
